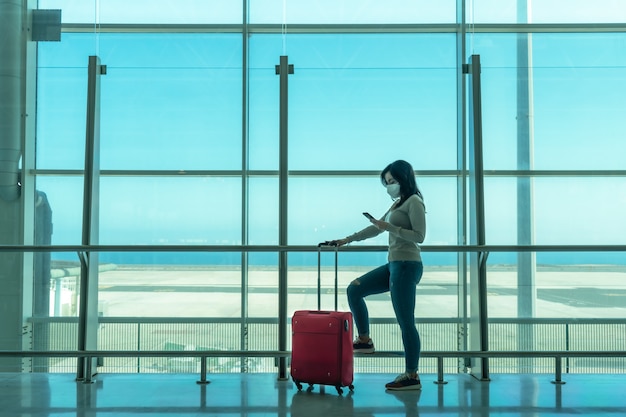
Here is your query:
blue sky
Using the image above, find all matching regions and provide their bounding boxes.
[33,2,626,266]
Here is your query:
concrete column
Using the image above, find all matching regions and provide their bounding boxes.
[516,0,537,371]
[0,0,23,202]
[0,0,25,371]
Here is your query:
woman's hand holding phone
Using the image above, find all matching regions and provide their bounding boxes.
[363,212,390,231]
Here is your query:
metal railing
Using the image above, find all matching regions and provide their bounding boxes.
[1,347,624,385]
[3,243,625,384]
[28,317,625,357]
[21,316,626,383]
[1,243,626,253]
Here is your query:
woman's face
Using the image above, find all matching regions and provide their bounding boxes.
[384,172,397,186]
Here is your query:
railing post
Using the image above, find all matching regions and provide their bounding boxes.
[551,356,566,385]
[434,356,448,385]
[83,355,95,384]
[565,323,570,374]
[137,323,141,373]
[197,356,210,385]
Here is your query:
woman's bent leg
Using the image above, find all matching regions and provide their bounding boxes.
[346,264,390,337]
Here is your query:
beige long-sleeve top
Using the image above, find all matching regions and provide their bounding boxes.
[345,194,426,262]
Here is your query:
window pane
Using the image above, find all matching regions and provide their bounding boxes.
[37,33,95,169]
[99,34,243,170]
[487,256,626,318]
[476,33,626,170]
[486,254,626,372]
[532,34,626,170]
[100,177,242,245]
[39,0,242,24]
[288,177,392,246]
[534,177,626,246]
[35,177,84,245]
[249,253,279,319]
[248,35,281,170]
[248,177,279,245]
[37,33,243,170]
[484,177,626,249]
[289,177,458,254]
[472,0,626,23]
[249,0,456,24]
[98,258,242,320]
[249,34,457,171]
[531,0,626,23]
[36,66,87,169]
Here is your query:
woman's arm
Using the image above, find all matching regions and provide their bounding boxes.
[379,196,426,243]
[332,218,385,246]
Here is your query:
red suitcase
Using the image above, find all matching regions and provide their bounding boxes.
[290,244,354,395]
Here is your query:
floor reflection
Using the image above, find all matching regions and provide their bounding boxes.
[0,373,624,417]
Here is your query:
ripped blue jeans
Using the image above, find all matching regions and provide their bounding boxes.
[346,261,423,374]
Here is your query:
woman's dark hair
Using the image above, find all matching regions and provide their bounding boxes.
[380,160,423,205]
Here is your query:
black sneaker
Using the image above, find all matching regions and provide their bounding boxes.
[353,338,375,354]
[385,373,422,391]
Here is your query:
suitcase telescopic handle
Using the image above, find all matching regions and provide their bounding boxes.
[317,242,339,311]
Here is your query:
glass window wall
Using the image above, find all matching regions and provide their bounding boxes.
[14,0,626,375]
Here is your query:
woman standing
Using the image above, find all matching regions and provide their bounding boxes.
[330,160,426,391]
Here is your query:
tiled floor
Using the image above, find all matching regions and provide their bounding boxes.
[0,372,624,417]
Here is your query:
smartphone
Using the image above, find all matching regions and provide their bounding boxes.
[362,212,375,221]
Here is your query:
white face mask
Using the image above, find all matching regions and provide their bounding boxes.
[386,183,401,199]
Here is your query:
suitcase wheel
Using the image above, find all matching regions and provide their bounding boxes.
[335,384,354,395]
[294,380,354,395]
